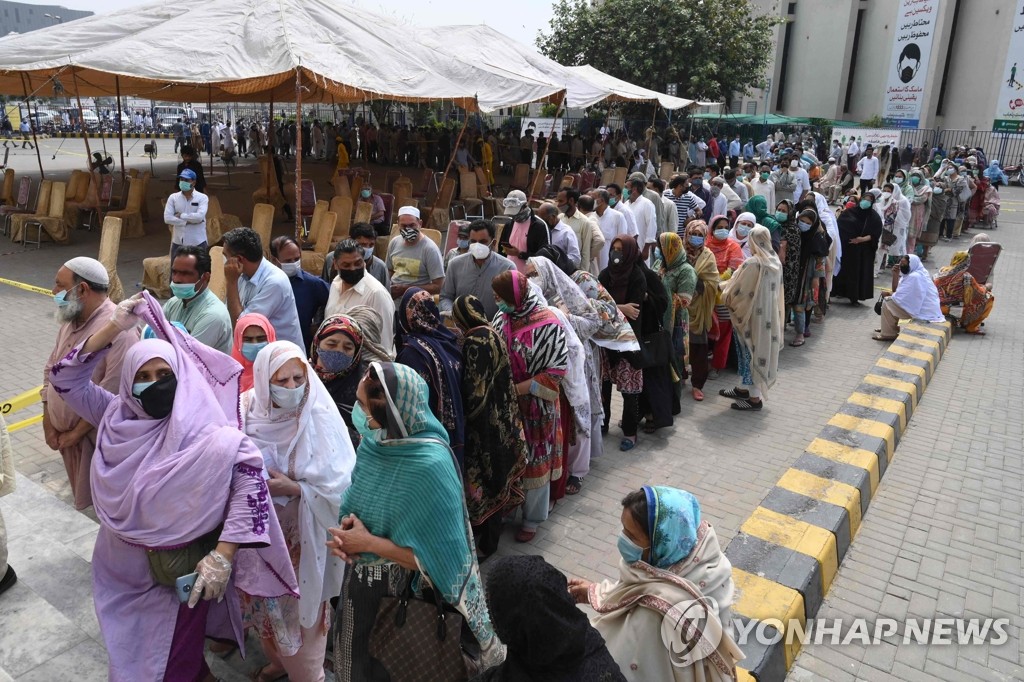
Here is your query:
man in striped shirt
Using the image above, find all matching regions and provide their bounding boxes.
[663,175,706,235]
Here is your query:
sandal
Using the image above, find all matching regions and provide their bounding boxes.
[566,476,584,495]
[692,388,704,401]
[515,528,537,543]
[871,334,898,341]
[790,337,805,347]
[731,398,763,411]
[619,436,637,452]
[719,387,749,399]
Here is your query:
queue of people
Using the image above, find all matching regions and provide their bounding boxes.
[26,120,1000,680]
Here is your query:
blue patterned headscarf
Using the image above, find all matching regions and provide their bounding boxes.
[642,486,702,568]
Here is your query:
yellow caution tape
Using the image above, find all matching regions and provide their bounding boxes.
[1,386,43,416]
[8,414,42,433]
[0,277,52,296]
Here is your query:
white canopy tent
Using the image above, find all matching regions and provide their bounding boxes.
[566,65,696,110]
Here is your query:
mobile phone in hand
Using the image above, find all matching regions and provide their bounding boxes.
[175,572,199,604]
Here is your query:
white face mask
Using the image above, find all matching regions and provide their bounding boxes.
[881,192,892,200]
[270,383,305,410]
[468,242,490,259]
[280,261,301,277]
[361,246,375,261]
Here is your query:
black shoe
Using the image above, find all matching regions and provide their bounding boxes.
[0,566,17,596]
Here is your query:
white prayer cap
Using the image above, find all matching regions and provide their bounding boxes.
[64,256,109,286]
[397,206,420,220]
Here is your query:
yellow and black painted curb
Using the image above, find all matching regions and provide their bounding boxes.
[728,319,953,682]
[58,132,175,139]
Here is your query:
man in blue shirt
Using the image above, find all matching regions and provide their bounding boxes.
[728,135,741,168]
[743,139,755,162]
[222,227,305,350]
[270,235,330,353]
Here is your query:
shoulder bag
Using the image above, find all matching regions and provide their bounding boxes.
[368,571,469,682]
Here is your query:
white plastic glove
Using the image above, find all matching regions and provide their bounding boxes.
[188,549,233,608]
[111,293,145,331]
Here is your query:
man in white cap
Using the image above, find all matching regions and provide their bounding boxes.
[43,257,137,510]
[386,206,445,299]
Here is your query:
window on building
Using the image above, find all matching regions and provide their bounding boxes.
[787,2,796,14]
[730,99,742,114]
[746,101,757,115]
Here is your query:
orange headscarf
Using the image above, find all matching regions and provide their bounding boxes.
[230,313,277,392]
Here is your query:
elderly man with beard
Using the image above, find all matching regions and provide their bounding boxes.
[43,257,137,510]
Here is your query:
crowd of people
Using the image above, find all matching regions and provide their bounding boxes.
[3,114,1002,681]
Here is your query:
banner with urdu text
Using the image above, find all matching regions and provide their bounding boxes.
[993,0,1024,132]
[883,0,939,128]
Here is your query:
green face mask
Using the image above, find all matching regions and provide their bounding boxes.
[910,176,921,185]
[760,172,769,182]
[496,300,515,314]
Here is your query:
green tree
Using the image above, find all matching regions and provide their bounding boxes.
[537,0,781,104]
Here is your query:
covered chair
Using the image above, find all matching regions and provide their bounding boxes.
[353,200,372,225]
[454,171,484,220]
[511,163,531,190]
[18,181,68,247]
[107,175,146,238]
[208,245,228,301]
[252,202,275,256]
[300,209,337,275]
[253,155,287,218]
[97,216,125,303]
[332,171,352,199]
[304,199,329,244]
[63,170,103,230]
[427,177,455,229]
[140,199,175,297]
[206,194,242,244]
[612,166,627,187]
[600,167,615,186]
[660,161,675,180]
[299,178,317,230]
[329,195,353,240]
[392,177,413,216]
[1,177,34,237]
[0,168,14,205]
[65,170,89,204]
[82,174,116,231]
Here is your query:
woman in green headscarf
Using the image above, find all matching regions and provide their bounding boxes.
[327,362,502,679]
[682,221,720,402]
[746,193,781,234]
[656,232,696,412]
[568,486,743,682]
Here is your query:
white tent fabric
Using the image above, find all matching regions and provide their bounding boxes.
[566,65,695,110]
[0,0,564,109]
[426,26,696,111]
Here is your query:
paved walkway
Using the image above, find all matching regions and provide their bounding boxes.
[789,196,1024,681]
[1,178,1019,679]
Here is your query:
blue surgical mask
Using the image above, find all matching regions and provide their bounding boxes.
[496,300,516,314]
[798,221,813,232]
[609,197,618,207]
[360,189,372,198]
[654,247,663,262]
[617,532,648,564]
[241,341,268,361]
[318,349,354,374]
[169,281,199,300]
[689,235,704,247]
[713,228,730,240]
[859,199,872,210]
[361,246,375,261]
[132,381,156,398]
[457,239,470,250]
[53,289,71,307]
[736,225,751,238]
[178,180,192,192]
[775,211,788,222]
[269,383,305,410]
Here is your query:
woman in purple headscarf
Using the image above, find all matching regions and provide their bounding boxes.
[48,293,297,682]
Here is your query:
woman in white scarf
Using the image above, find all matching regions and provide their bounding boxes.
[719,226,784,411]
[874,181,911,273]
[728,211,756,259]
[875,254,945,340]
[242,340,355,681]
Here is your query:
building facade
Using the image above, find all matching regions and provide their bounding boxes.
[737,0,1017,133]
[0,1,91,36]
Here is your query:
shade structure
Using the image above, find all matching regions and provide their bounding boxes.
[565,64,696,110]
[0,0,566,110]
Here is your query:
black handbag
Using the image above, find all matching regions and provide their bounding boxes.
[368,572,468,682]
[627,328,672,369]
[880,228,897,247]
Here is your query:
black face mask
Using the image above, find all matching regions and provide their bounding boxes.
[138,374,177,419]
[899,263,911,275]
[337,267,365,285]
[901,66,916,83]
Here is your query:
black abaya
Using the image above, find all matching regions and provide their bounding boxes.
[831,206,883,302]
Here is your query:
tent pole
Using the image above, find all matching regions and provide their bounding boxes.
[115,77,126,182]
[69,67,93,168]
[530,98,563,202]
[20,74,44,179]
[208,86,214,178]
[294,68,303,242]
[428,100,471,226]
